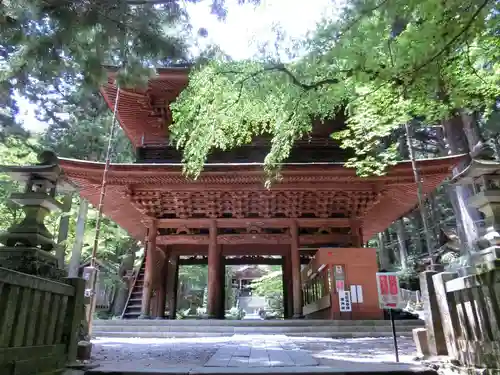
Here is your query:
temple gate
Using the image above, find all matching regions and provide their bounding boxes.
[58,67,463,320]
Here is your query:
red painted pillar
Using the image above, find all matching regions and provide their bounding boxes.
[140,220,157,319]
[350,219,363,247]
[290,220,303,318]
[283,254,294,319]
[155,253,167,319]
[166,254,179,319]
[207,220,220,318]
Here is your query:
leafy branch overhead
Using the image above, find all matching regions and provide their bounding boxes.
[0,0,258,134]
[170,0,499,177]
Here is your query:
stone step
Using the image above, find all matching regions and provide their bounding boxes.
[83,365,437,375]
[91,330,413,339]
[92,324,419,333]
[93,319,423,327]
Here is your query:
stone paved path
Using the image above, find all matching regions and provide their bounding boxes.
[91,335,418,369]
[204,335,318,367]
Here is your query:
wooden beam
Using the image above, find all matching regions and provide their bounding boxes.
[179,256,312,266]
[158,233,351,246]
[157,218,352,229]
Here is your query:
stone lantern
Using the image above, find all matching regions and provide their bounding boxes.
[452,157,500,274]
[0,150,75,279]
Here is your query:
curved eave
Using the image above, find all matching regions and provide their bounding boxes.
[59,154,466,243]
[100,68,190,147]
[451,158,500,185]
[59,154,465,181]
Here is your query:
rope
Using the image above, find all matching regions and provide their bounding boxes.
[90,85,121,267]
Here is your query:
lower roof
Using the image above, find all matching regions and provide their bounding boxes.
[59,155,464,243]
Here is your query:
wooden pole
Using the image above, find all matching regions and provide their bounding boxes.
[404,122,434,264]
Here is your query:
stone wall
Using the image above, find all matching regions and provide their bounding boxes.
[418,253,500,371]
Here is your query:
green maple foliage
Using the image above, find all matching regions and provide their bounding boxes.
[170,0,499,177]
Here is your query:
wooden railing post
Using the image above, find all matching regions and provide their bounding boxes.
[63,277,85,364]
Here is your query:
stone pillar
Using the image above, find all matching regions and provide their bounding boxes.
[419,270,448,355]
[290,220,303,318]
[68,199,88,278]
[432,271,460,358]
[140,221,157,319]
[56,193,72,268]
[207,220,221,318]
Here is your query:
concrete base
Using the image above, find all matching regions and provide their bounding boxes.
[138,314,151,320]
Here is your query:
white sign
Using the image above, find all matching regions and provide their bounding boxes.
[350,285,364,304]
[376,272,403,309]
[339,290,352,312]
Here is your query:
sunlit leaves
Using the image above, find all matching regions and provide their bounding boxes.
[171,0,498,177]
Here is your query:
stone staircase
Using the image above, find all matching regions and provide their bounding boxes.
[238,296,267,315]
[121,258,146,319]
[92,319,424,339]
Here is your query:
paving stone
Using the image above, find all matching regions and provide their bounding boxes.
[287,349,318,367]
[267,348,295,367]
[248,347,270,367]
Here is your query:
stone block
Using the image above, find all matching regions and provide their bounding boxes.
[419,270,448,356]
[0,247,64,280]
[432,272,459,359]
[413,328,430,357]
[76,340,92,361]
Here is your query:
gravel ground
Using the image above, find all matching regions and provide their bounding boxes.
[292,337,418,365]
[91,336,418,368]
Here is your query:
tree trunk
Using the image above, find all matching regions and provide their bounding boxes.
[442,115,482,255]
[377,231,391,270]
[410,211,425,255]
[395,218,409,270]
[428,192,441,241]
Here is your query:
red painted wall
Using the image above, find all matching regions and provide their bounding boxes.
[303,247,383,320]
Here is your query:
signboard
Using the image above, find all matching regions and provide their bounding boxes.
[339,290,352,312]
[333,265,345,278]
[336,279,345,292]
[376,272,402,309]
[333,264,345,294]
[350,285,363,304]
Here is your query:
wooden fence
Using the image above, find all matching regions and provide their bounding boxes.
[0,267,84,375]
[433,262,500,369]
